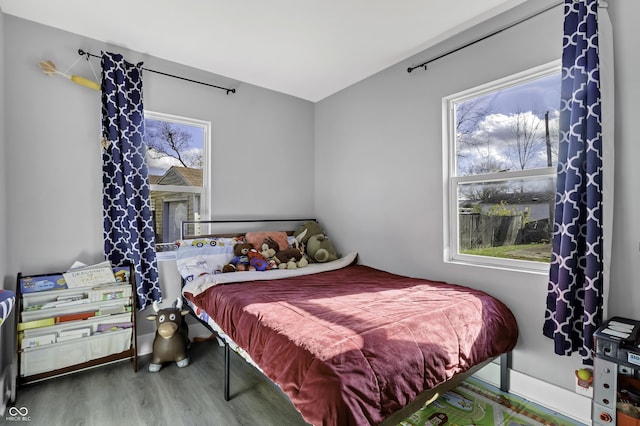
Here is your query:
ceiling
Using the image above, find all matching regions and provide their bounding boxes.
[0,0,528,102]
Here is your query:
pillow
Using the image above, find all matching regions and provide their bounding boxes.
[176,255,211,282]
[245,231,289,252]
[175,237,241,276]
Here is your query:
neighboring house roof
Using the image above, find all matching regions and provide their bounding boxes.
[155,166,203,186]
[148,175,162,185]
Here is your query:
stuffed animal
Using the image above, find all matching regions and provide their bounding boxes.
[306,234,338,263]
[274,247,308,269]
[223,243,254,272]
[259,237,280,270]
[294,220,338,263]
[272,233,308,269]
[247,248,270,271]
[147,298,190,372]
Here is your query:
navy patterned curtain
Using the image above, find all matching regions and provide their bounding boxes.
[101,51,161,310]
[543,0,603,364]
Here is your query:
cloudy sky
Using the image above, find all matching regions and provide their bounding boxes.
[455,71,561,176]
[144,118,205,176]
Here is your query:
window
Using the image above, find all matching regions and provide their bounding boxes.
[144,111,211,252]
[443,61,561,272]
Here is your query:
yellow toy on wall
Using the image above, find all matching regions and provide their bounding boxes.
[38,59,100,91]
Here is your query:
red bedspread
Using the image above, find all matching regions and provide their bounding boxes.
[185,264,518,425]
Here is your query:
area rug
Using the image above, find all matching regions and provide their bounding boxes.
[401,377,585,426]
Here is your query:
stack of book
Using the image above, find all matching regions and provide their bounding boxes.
[17,262,136,377]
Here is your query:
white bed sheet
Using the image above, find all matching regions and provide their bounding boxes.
[182,251,358,297]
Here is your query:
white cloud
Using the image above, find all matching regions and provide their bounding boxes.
[458,111,559,173]
[146,148,182,176]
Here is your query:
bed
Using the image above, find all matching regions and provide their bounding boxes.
[177,220,518,425]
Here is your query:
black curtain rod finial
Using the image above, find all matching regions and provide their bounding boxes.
[77,49,95,60]
[406,63,427,73]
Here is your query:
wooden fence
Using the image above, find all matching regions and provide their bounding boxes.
[459,214,523,250]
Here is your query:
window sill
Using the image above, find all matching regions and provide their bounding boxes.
[446,256,550,275]
[156,250,177,262]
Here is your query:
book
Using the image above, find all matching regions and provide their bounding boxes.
[40,298,89,310]
[112,267,130,283]
[57,294,84,302]
[21,297,129,322]
[96,322,133,332]
[56,334,86,342]
[55,311,95,323]
[20,266,128,296]
[95,305,131,316]
[19,274,68,294]
[18,317,55,331]
[93,288,127,301]
[63,261,116,288]
[58,327,91,338]
[21,332,57,349]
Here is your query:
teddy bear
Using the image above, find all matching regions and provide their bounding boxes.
[222,243,253,272]
[294,220,338,263]
[274,246,308,269]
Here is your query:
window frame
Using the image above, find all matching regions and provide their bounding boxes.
[442,60,561,274]
[145,110,211,255]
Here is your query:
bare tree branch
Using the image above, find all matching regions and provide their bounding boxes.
[144,121,202,168]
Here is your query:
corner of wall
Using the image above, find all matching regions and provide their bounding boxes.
[0,7,12,416]
[0,4,8,287]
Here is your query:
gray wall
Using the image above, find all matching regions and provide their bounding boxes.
[315,0,640,394]
[0,5,10,388]
[0,6,6,285]
[1,16,315,337]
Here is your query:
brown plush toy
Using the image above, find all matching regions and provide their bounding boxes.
[274,234,309,270]
[223,243,253,272]
[258,237,280,269]
[274,248,308,269]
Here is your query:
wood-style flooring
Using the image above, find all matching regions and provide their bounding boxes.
[11,339,309,426]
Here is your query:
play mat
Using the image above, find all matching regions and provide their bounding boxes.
[400,377,585,426]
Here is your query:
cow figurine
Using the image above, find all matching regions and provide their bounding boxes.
[146,297,190,372]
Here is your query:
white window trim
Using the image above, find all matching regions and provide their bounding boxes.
[442,60,560,274]
[145,111,211,260]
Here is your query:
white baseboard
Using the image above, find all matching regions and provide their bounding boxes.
[510,369,591,425]
[473,359,502,387]
[472,362,591,425]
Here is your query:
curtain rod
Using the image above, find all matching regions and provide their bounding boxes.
[77,49,236,95]
[407,1,562,73]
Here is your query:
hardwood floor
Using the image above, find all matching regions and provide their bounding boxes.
[12,339,310,426]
